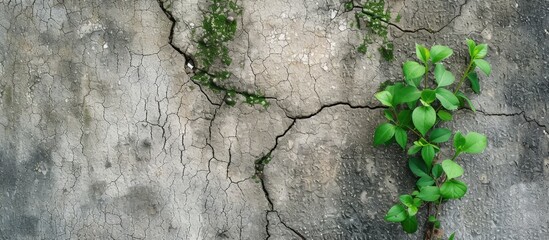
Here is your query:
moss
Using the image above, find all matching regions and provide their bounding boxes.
[348,0,394,61]
[378,79,395,91]
[378,41,394,61]
[191,0,268,107]
[252,154,272,180]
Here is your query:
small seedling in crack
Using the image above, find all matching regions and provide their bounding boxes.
[373,40,491,239]
[252,154,272,182]
[190,0,269,107]
[344,0,394,61]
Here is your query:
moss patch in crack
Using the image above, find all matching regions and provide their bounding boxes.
[191,0,268,107]
[346,0,394,61]
[252,154,272,181]
[378,41,394,61]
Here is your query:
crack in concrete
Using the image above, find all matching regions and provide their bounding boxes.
[351,0,469,34]
[258,102,386,239]
[156,0,221,107]
[155,1,546,239]
[288,102,385,120]
[477,109,547,130]
[257,119,307,239]
[156,0,273,107]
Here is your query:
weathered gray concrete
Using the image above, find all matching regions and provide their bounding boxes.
[0,0,547,239]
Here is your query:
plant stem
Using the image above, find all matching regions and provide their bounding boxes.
[407,127,423,139]
[430,198,444,239]
[453,60,474,94]
[390,108,423,138]
[435,58,474,113]
[424,64,429,89]
[451,152,460,161]
[424,203,433,240]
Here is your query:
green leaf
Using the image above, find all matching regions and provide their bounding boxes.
[407,205,418,216]
[434,220,441,229]
[416,44,430,63]
[401,215,418,233]
[385,204,408,222]
[430,45,453,63]
[473,59,491,76]
[413,198,422,207]
[442,159,464,179]
[374,123,396,145]
[473,44,488,59]
[421,145,435,169]
[412,106,436,136]
[408,145,422,155]
[430,128,452,143]
[375,91,393,106]
[416,176,435,188]
[461,132,488,154]
[434,63,445,80]
[403,61,426,80]
[456,92,476,112]
[417,186,440,202]
[467,72,480,93]
[449,232,456,240]
[437,110,453,121]
[431,164,443,179]
[395,127,408,149]
[409,157,429,177]
[398,110,413,128]
[394,86,421,104]
[453,132,466,150]
[466,39,476,58]
[434,68,455,87]
[436,88,459,110]
[406,77,423,88]
[440,179,467,199]
[400,195,414,207]
[417,139,429,146]
[421,89,437,103]
[384,109,395,121]
[428,215,437,223]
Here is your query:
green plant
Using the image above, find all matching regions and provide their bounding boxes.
[345,0,393,60]
[252,154,272,182]
[373,40,491,239]
[191,0,268,107]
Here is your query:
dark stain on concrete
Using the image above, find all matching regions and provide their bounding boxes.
[89,181,107,201]
[0,146,17,193]
[496,0,548,123]
[0,145,55,238]
[141,139,152,148]
[104,160,112,169]
[514,118,547,183]
[16,215,39,236]
[122,185,163,217]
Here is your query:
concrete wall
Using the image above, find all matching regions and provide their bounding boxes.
[0,0,547,239]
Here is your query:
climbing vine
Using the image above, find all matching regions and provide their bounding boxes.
[191,0,269,107]
[344,0,394,61]
[373,40,491,239]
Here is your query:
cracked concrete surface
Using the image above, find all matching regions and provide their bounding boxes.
[0,0,547,239]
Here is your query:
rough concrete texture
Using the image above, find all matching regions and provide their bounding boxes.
[0,0,547,239]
